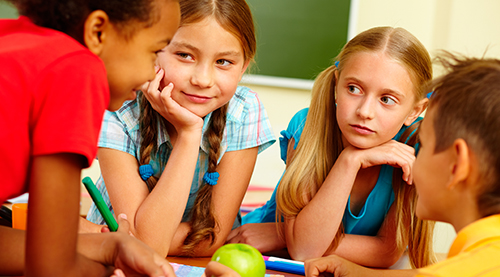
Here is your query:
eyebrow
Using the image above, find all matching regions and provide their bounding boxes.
[344,76,407,99]
[158,38,172,46]
[171,41,241,57]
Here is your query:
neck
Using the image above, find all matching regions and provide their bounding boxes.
[449,195,482,233]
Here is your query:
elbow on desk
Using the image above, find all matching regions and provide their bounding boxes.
[287,245,324,262]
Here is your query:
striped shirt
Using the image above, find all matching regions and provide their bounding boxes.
[87,86,275,227]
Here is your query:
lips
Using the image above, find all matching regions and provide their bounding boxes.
[183,92,211,104]
[350,124,375,135]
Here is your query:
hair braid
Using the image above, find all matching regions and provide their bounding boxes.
[138,91,160,191]
[181,103,228,256]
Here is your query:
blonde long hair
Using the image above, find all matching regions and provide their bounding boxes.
[276,26,436,268]
[138,0,256,256]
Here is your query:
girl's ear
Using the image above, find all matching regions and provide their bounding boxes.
[83,10,110,56]
[447,138,471,190]
[404,97,429,126]
[238,60,251,82]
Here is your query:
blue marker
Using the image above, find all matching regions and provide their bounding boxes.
[82,177,118,232]
[264,260,305,275]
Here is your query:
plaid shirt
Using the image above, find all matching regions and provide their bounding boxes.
[87,86,275,226]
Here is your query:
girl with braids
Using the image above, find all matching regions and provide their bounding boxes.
[86,0,275,257]
[0,0,179,276]
[228,26,436,268]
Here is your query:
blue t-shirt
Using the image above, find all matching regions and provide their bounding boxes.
[242,108,420,236]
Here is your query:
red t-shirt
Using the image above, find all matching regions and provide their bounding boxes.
[0,16,110,203]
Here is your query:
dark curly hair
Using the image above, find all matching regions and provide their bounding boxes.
[4,0,167,41]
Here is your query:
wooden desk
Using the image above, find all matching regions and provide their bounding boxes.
[167,256,304,277]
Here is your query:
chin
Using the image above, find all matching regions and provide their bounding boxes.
[348,140,380,150]
[415,206,435,222]
[107,102,121,112]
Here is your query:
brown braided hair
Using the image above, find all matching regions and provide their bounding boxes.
[181,104,228,256]
[137,0,256,256]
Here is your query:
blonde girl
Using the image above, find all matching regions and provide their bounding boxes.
[85,0,275,258]
[305,54,500,277]
[230,26,435,268]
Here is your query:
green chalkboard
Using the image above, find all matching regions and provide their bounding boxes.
[0,1,351,80]
[0,1,17,19]
[247,0,351,80]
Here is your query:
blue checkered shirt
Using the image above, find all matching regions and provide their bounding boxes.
[87,86,275,228]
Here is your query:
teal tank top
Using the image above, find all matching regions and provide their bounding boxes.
[243,108,420,236]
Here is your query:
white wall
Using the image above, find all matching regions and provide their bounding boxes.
[354,0,500,73]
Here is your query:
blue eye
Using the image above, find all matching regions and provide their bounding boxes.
[381,96,396,105]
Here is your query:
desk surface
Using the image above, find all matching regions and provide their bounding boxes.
[167,256,304,277]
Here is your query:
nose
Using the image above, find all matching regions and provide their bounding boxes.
[356,96,375,119]
[191,63,215,88]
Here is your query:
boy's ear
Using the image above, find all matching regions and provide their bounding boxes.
[83,10,110,56]
[447,138,471,190]
[404,98,429,126]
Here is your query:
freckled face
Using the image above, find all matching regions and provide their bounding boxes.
[101,0,180,111]
[156,17,249,117]
[336,51,418,149]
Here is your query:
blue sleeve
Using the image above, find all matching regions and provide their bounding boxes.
[242,108,308,225]
[279,108,309,164]
[98,110,137,157]
[225,86,276,153]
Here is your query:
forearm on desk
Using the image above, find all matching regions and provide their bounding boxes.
[0,226,25,275]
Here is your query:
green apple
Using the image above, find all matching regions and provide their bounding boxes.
[211,243,266,277]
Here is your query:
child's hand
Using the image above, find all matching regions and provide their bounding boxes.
[343,140,415,184]
[304,255,360,277]
[142,67,203,133]
[78,216,110,233]
[111,214,176,277]
[203,261,241,277]
[226,223,286,253]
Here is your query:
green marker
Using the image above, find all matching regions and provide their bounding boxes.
[82,177,118,232]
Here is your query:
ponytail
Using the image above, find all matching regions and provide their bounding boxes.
[276,64,345,248]
[392,122,436,268]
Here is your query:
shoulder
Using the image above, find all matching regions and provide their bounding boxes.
[99,99,141,145]
[226,86,263,122]
[417,239,500,276]
[103,99,141,133]
[1,16,100,74]
[278,108,309,162]
[288,108,309,131]
[282,108,309,143]
[223,86,276,152]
